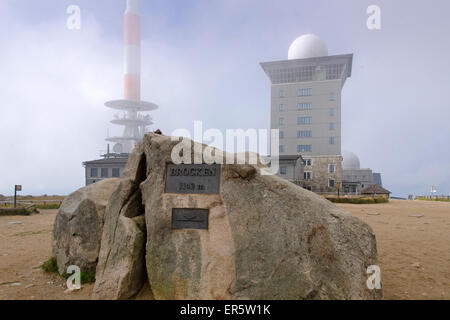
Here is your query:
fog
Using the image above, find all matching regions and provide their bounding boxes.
[0,0,449,197]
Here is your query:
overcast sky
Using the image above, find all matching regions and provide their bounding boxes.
[0,0,449,197]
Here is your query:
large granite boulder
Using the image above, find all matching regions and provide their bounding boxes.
[92,150,149,299]
[93,133,382,300]
[52,178,120,275]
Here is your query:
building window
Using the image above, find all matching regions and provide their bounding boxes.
[280,167,287,175]
[297,117,312,125]
[297,145,312,153]
[279,104,285,111]
[329,122,335,130]
[112,168,120,177]
[329,137,335,145]
[298,130,312,138]
[304,171,313,180]
[305,159,312,166]
[298,88,312,96]
[279,131,284,139]
[329,93,335,101]
[279,145,284,153]
[329,164,335,173]
[330,108,335,116]
[101,168,108,178]
[90,168,98,178]
[279,117,285,125]
[329,179,335,187]
[279,89,285,98]
[297,102,312,110]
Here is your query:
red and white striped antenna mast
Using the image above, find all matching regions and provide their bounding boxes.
[105,0,158,154]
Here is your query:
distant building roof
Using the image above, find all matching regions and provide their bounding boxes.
[361,184,391,195]
[278,154,305,165]
[83,156,129,166]
[279,154,304,161]
[261,154,305,165]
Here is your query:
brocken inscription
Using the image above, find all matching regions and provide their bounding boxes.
[165,164,220,194]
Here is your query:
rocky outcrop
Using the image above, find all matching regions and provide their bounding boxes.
[92,143,149,299]
[91,133,382,300]
[52,178,120,275]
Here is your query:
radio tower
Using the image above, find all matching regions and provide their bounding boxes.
[105,0,158,154]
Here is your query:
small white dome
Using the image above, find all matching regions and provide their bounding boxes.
[288,34,328,60]
[342,150,360,170]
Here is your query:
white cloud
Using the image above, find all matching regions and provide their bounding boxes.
[1,0,450,198]
[0,13,122,195]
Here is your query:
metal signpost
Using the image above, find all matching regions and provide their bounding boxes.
[14,185,22,208]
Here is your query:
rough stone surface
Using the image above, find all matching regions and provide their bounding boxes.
[92,133,382,300]
[92,144,148,300]
[52,178,120,275]
[302,155,343,193]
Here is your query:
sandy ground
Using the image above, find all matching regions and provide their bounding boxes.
[337,200,450,300]
[0,200,449,300]
[0,209,93,300]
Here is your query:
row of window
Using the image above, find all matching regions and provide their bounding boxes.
[279,103,315,111]
[279,114,335,126]
[303,160,335,172]
[279,137,335,152]
[297,116,312,125]
[304,174,336,186]
[304,165,335,173]
[303,173,336,187]
[279,88,335,100]
[280,88,312,97]
[343,175,371,181]
[90,167,120,178]
[269,63,345,84]
[280,130,316,139]
[279,106,335,116]
[279,116,312,125]
[297,130,312,138]
[279,165,335,176]
[297,145,312,152]
[279,165,336,187]
[279,125,335,137]
[278,135,335,145]
[279,145,312,153]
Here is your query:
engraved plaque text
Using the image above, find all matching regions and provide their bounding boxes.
[172,208,209,230]
[165,164,220,194]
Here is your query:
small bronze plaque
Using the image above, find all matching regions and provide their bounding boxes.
[172,208,209,230]
[165,164,220,194]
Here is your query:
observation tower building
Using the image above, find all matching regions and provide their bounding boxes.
[83,0,157,185]
[261,34,353,192]
[106,0,158,154]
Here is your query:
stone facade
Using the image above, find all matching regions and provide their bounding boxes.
[302,155,342,193]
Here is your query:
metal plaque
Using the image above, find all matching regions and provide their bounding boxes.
[165,164,220,194]
[172,208,209,230]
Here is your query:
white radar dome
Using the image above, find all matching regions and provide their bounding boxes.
[288,34,328,60]
[342,150,361,170]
